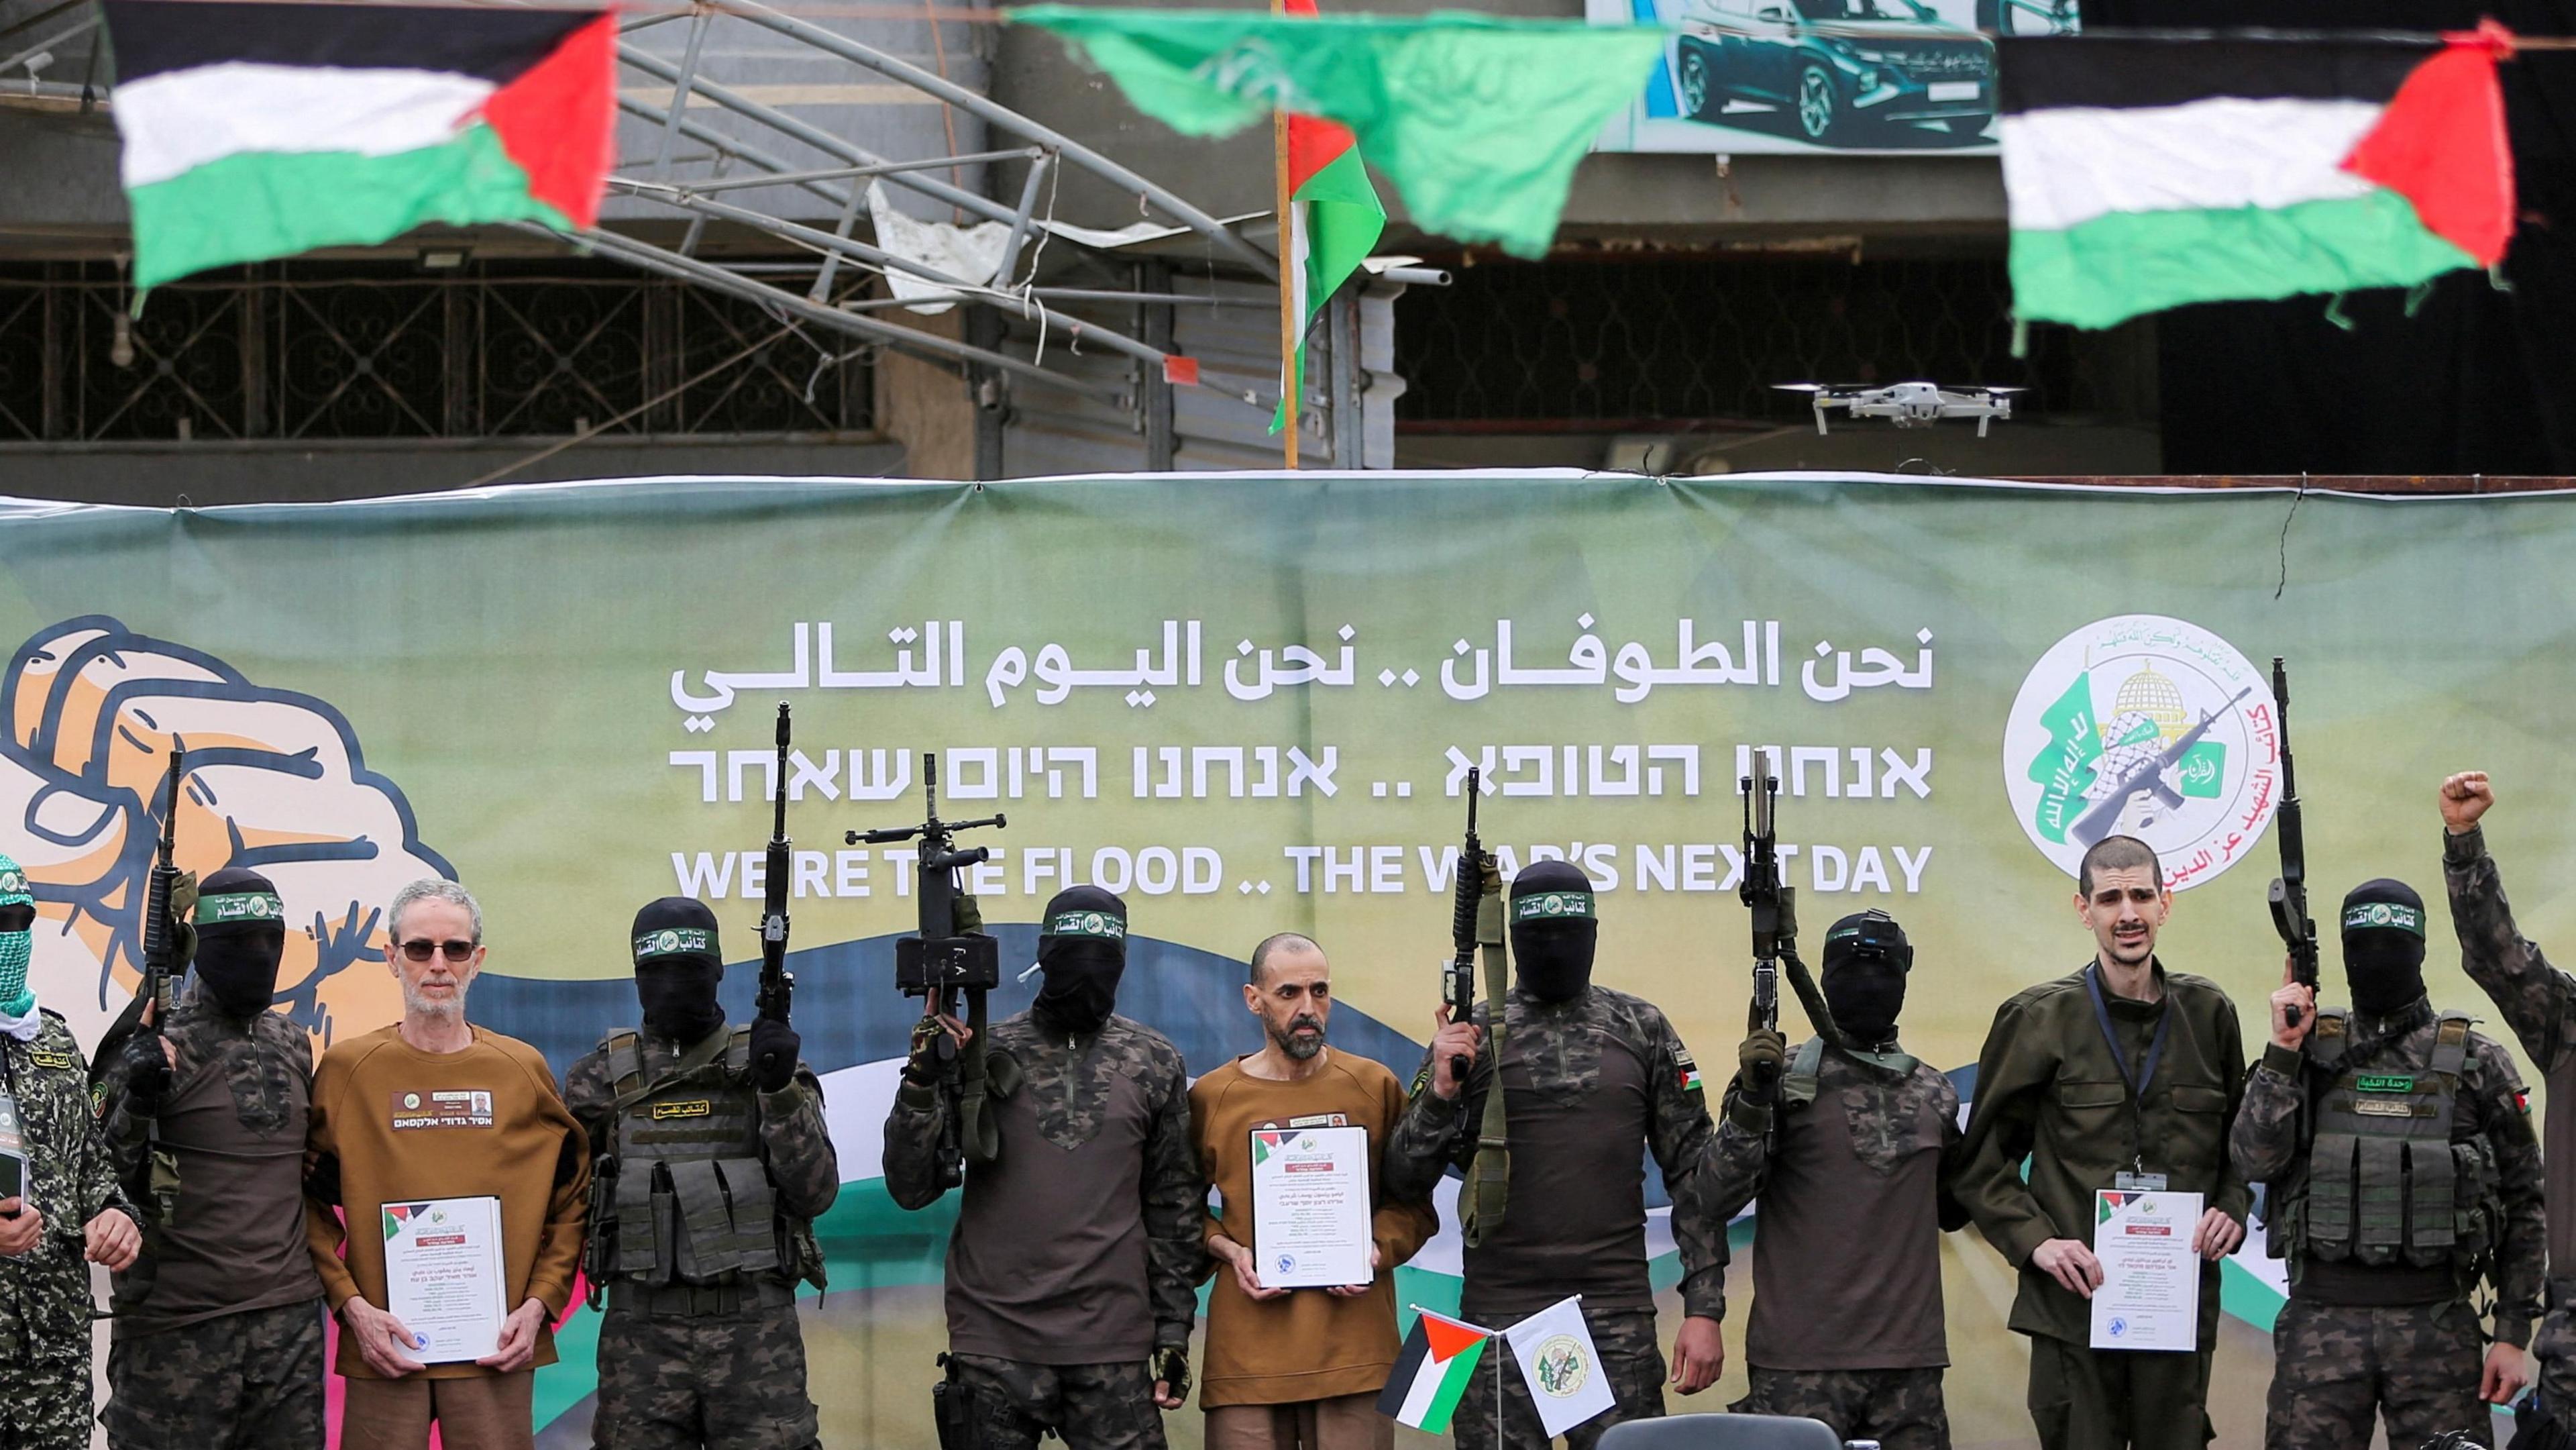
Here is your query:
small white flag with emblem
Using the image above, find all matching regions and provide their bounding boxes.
[1503,1294,1614,1438]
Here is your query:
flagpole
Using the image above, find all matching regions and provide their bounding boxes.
[1271,0,1299,470]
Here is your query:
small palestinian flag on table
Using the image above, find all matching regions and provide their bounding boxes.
[102,1,616,289]
[1998,29,2517,329]
[1377,1307,1493,1433]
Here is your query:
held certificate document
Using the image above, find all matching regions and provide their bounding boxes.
[381,1195,506,1363]
[1249,1124,1374,1290]
[2090,1189,2202,1352]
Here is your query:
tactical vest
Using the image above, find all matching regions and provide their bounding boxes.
[2285,1008,2502,1277]
[592,1027,819,1291]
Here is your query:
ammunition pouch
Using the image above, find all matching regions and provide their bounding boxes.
[144,1141,180,1228]
[933,1353,979,1450]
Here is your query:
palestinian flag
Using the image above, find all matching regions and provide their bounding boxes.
[103,1,617,289]
[1376,1308,1493,1432]
[1272,0,1387,435]
[1998,30,2516,329]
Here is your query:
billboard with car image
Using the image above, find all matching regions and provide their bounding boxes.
[1587,0,2076,153]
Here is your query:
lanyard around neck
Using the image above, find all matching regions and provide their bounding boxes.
[2083,964,2171,1173]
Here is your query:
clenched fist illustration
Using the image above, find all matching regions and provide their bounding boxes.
[0,616,453,1049]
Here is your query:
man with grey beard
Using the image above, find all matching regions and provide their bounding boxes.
[303,879,589,1450]
[1187,933,1439,1449]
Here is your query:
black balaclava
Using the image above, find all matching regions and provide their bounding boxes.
[193,866,286,1019]
[1035,886,1127,1034]
[1821,909,1914,1049]
[2341,878,2428,1018]
[1509,860,1599,1003]
[632,897,726,1044]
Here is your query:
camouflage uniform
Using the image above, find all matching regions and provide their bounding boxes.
[563,1025,839,1450]
[947,1356,1169,1450]
[101,1300,325,1450]
[883,1011,1201,1450]
[2231,1004,2544,1450]
[0,1010,136,1450]
[1383,985,1723,1450]
[1710,1044,1966,1450]
[2445,825,2576,1417]
[1735,1368,1949,1447]
[95,992,327,1449]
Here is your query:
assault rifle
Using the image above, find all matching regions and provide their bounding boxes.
[2068,684,2257,849]
[1741,763,1843,1070]
[93,750,186,1085]
[1740,768,1790,1060]
[755,704,796,1078]
[1444,768,1483,1084]
[2268,658,2317,1031]
[849,754,1006,1186]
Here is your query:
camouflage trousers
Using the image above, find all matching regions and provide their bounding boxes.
[102,1298,326,1450]
[1450,1305,1664,1450]
[594,1300,821,1450]
[0,1253,101,1450]
[0,1327,93,1450]
[2534,1294,2576,1421]
[1733,1366,1949,1450]
[2265,1298,2491,1450]
[947,1354,1169,1450]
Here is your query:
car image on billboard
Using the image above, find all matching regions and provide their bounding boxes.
[1591,0,2076,154]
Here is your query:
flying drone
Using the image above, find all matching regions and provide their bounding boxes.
[1774,382,2025,437]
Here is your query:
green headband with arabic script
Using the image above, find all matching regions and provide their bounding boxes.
[635,927,717,961]
[1512,890,1597,923]
[1041,909,1126,941]
[2341,901,2426,939]
[198,891,284,927]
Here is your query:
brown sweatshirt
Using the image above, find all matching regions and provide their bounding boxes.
[1189,1051,1439,1408]
[305,1023,590,1380]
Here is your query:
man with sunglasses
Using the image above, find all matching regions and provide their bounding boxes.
[305,879,590,1450]
[97,867,329,1449]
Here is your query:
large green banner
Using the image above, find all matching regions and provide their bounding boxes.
[9,472,2567,1446]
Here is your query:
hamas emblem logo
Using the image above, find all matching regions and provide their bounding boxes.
[1533,1335,1591,1398]
[2002,615,2280,892]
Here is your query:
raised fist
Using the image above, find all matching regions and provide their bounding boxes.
[0,617,452,1051]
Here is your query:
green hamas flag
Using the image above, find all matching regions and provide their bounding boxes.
[1012,7,1661,258]
[2023,672,2100,846]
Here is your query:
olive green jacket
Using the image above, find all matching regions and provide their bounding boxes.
[1955,960,2253,1349]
